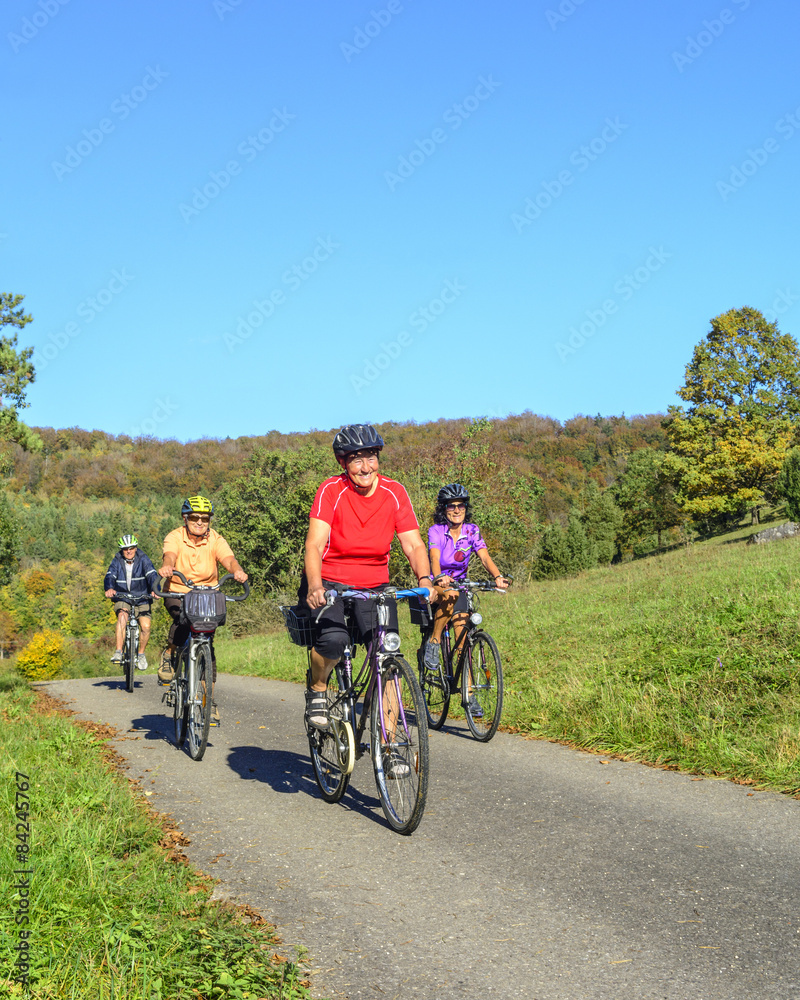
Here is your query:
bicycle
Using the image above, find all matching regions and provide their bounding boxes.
[280,586,431,835]
[414,579,507,742]
[155,570,249,761]
[111,595,149,694]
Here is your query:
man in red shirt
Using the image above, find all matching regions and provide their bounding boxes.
[303,424,434,729]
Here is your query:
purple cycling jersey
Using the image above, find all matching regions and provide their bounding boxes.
[428,522,487,579]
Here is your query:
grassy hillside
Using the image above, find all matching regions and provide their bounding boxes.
[216,522,800,795]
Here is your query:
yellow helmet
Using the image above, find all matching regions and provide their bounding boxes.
[181,495,213,516]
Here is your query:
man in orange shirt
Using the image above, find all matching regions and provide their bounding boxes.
[157,496,247,721]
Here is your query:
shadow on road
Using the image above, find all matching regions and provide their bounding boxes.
[226,745,388,828]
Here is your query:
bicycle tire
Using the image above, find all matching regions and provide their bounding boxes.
[173,651,187,748]
[370,656,429,835]
[122,633,134,693]
[307,664,353,803]
[418,639,449,729]
[186,645,212,761]
[461,631,503,742]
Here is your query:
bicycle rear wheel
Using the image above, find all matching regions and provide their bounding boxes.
[307,665,354,803]
[186,645,212,761]
[173,651,187,748]
[122,630,135,693]
[370,656,429,835]
[418,639,449,729]
[461,632,503,742]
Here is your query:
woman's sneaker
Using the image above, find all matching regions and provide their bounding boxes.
[383,749,411,779]
[110,650,122,664]
[136,653,148,671]
[467,695,484,718]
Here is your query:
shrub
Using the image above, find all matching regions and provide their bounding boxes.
[16,629,68,681]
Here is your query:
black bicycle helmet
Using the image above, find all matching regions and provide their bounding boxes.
[437,483,470,505]
[332,424,384,457]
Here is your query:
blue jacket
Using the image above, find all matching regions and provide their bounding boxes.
[104,550,159,601]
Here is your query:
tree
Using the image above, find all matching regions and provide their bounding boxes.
[0,491,18,584]
[1,293,41,453]
[615,448,684,550]
[777,447,800,522]
[664,307,800,524]
[532,523,570,580]
[580,480,622,564]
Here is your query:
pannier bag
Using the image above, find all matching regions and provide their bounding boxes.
[180,590,227,632]
[409,596,433,628]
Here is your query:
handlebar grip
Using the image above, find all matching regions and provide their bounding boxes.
[218,574,250,601]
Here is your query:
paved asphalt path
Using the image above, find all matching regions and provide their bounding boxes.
[43,672,800,1000]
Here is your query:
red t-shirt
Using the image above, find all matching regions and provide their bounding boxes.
[309,474,419,587]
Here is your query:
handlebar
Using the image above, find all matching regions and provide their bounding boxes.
[315,585,431,622]
[153,569,250,602]
[443,578,513,593]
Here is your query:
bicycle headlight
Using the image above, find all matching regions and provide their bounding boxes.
[384,631,401,652]
[469,612,483,626]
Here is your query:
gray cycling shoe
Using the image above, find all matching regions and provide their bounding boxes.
[423,641,441,671]
[305,691,329,729]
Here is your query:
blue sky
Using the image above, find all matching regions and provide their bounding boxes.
[3,0,799,442]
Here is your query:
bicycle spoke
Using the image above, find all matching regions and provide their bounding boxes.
[307,664,352,802]
[462,632,503,742]
[186,645,212,761]
[371,656,428,834]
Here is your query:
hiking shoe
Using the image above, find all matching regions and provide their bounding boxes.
[467,695,483,718]
[383,749,411,779]
[210,701,220,726]
[423,641,441,671]
[136,653,148,671]
[110,649,122,664]
[305,690,329,729]
[157,649,175,685]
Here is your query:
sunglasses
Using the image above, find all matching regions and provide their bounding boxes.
[186,514,211,523]
[446,502,466,511]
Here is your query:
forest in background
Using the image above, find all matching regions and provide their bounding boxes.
[4,299,800,667]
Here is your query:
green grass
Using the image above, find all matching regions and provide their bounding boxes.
[214,528,800,795]
[0,666,315,999]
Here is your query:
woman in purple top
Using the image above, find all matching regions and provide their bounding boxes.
[424,483,509,670]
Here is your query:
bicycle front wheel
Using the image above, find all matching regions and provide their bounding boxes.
[370,656,429,835]
[186,645,212,761]
[307,664,353,803]
[461,632,503,742]
[418,641,449,729]
[123,634,134,693]
[173,652,187,748]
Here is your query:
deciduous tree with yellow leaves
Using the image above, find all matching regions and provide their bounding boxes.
[664,306,800,525]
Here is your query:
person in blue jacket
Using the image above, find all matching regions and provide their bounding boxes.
[103,534,159,669]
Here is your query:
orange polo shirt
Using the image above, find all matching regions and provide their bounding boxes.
[162,527,234,592]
